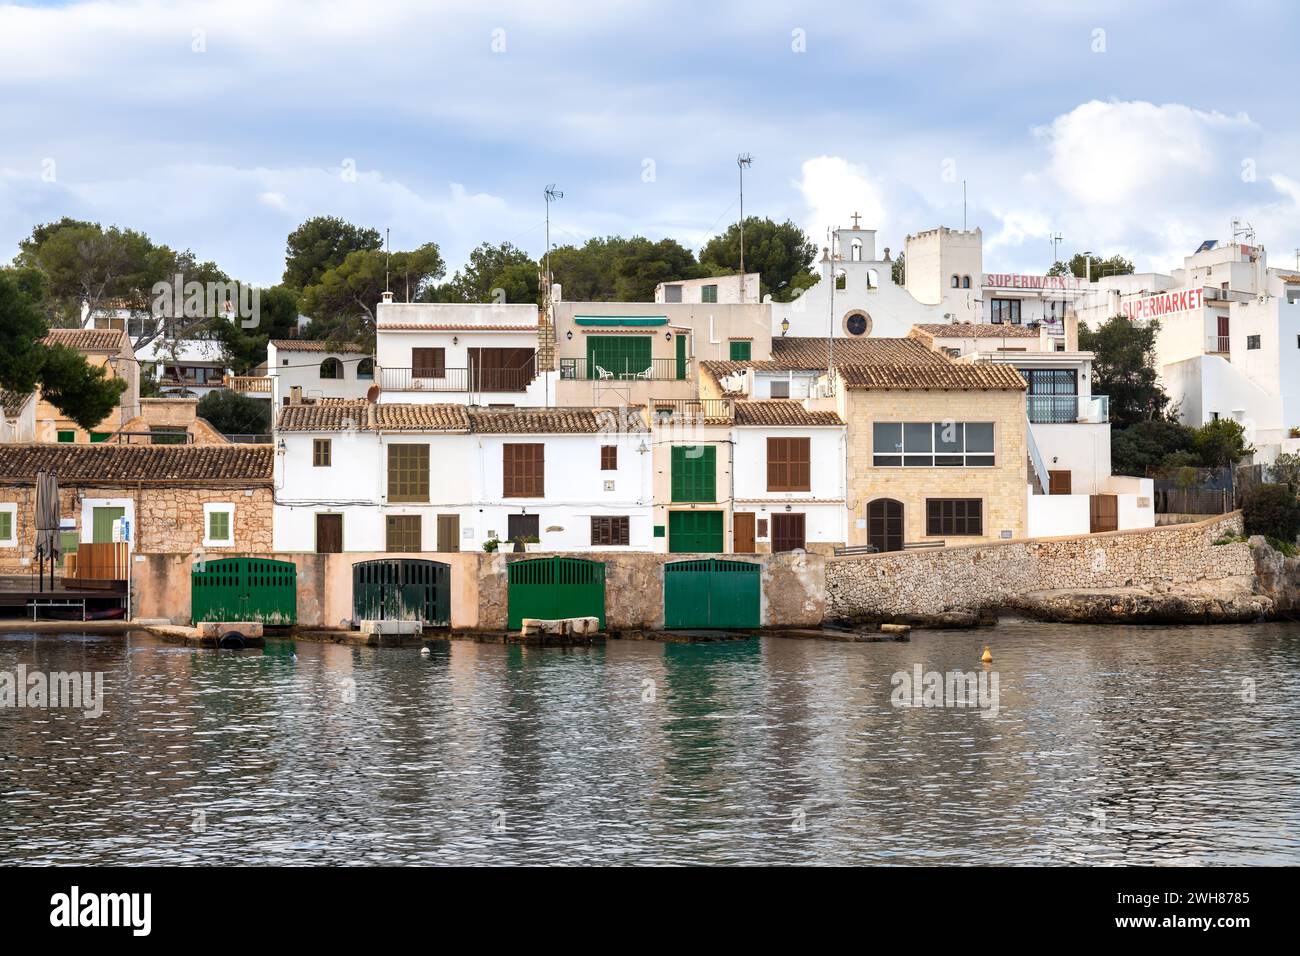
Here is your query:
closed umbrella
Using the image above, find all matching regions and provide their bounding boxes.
[34,470,60,590]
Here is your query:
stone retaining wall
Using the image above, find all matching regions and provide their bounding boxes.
[826,512,1252,622]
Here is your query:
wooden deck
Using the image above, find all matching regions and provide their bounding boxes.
[0,575,128,621]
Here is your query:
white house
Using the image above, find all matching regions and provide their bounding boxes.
[374,297,553,407]
[1,391,36,444]
[731,400,847,553]
[267,339,374,406]
[273,401,651,553]
[655,273,759,304]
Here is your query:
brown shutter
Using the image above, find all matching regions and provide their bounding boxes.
[504,443,544,497]
[413,347,445,377]
[767,437,810,492]
[771,513,806,552]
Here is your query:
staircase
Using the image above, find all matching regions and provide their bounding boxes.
[1025,416,1048,495]
[536,278,557,372]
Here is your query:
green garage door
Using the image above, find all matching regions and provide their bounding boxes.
[507,557,606,630]
[352,559,450,627]
[191,557,297,625]
[664,558,760,629]
[668,510,724,553]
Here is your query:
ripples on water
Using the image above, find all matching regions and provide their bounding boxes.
[1,623,1298,865]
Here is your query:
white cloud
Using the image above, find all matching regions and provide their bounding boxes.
[794,156,888,247]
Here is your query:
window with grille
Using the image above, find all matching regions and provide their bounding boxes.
[590,516,630,547]
[872,422,995,467]
[767,437,811,491]
[671,445,716,502]
[412,347,446,377]
[600,445,618,470]
[388,444,430,502]
[503,443,545,497]
[926,499,983,536]
[386,515,422,552]
[313,438,332,467]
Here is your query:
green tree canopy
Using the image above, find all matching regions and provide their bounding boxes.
[0,273,127,429]
[698,217,817,302]
[1110,419,1195,476]
[1048,252,1135,280]
[548,235,703,301]
[213,285,302,375]
[1078,315,1170,428]
[1190,418,1254,469]
[300,243,445,340]
[430,241,538,304]
[283,216,382,291]
[197,389,272,437]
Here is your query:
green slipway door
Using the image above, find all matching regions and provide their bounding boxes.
[663,558,760,629]
[191,557,297,625]
[352,559,450,626]
[507,557,606,630]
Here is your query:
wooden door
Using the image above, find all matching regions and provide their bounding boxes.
[436,514,460,552]
[1089,495,1118,533]
[771,513,806,552]
[316,513,343,553]
[867,499,903,552]
[733,512,755,553]
[1048,470,1072,495]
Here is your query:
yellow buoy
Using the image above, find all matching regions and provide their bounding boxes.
[981,646,993,664]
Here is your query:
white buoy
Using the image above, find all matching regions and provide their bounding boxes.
[420,646,431,657]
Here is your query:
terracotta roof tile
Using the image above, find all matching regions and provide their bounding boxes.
[276,402,373,432]
[911,323,1041,339]
[2,390,32,418]
[468,407,647,434]
[0,443,273,484]
[43,328,129,352]
[733,401,844,427]
[375,324,537,332]
[836,362,1027,390]
[373,404,470,431]
[702,336,949,378]
[269,339,369,353]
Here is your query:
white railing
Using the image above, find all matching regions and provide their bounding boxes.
[1025,416,1049,495]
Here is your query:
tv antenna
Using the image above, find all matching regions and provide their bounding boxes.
[737,153,752,301]
[544,184,563,297]
[1050,232,1063,267]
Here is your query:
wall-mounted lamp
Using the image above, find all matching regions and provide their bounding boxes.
[665,331,672,340]
[780,318,790,336]
[566,330,573,340]
[784,504,792,512]
[276,438,286,454]
[636,440,649,455]
[452,336,458,346]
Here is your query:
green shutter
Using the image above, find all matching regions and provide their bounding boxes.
[0,512,11,541]
[729,340,751,361]
[90,432,111,443]
[91,507,125,544]
[586,335,652,378]
[671,445,716,502]
[57,531,79,568]
[57,431,76,443]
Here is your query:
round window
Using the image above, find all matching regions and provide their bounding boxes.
[844,311,871,336]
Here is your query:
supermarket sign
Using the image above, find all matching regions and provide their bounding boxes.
[1121,287,1204,322]
[983,273,1085,291]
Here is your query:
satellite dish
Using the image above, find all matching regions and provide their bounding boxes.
[366,384,381,403]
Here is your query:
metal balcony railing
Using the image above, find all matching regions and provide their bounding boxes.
[1207,335,1231,354]
[559,357,688,381]
[1027,394,1109,424]
[650,398,734,422]
[379,367,532,392]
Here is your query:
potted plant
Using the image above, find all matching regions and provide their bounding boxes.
[482,538,499,553]
[523,535,542,553]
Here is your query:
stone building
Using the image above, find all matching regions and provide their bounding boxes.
[33,328,140,444]
[0,443,273,573]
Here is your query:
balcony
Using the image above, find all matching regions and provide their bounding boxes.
[1207,335,1231,355]
[1027,394,1109,424]
[559,357,688,381]
[224,375,272,394]
[379,367,532,392]
[650,398,734,422]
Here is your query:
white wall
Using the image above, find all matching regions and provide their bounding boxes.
[1029,423,1111,495]
[1027,488,1090,538]
[268,343,373,406]
[657,274,759,304]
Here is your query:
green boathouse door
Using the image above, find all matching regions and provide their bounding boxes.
[352,559,450,627]
[507,557,606,630]
[663,558,760,629]
[191,557,298,625]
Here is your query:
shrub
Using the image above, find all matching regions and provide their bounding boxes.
[1242,483,1300,543]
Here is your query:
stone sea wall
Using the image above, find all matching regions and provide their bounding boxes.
[826,513,1258,624]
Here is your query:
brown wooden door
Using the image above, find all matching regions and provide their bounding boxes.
[1089,494,1118,533]
[469,347,536,391]
[316,513,343,553]
[868,499,903,552]
[437,514,460,552]
[771,513,806,552]
[733,512,756,553]
[1048,470,1072,495]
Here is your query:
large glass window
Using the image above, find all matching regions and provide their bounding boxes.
[990,298,1022,324]
[873,422,996,467]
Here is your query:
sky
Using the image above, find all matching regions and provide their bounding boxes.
[2,0,1300,288]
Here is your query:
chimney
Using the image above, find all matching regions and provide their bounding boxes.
[381,290,394,304]
[290,385,302,405]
